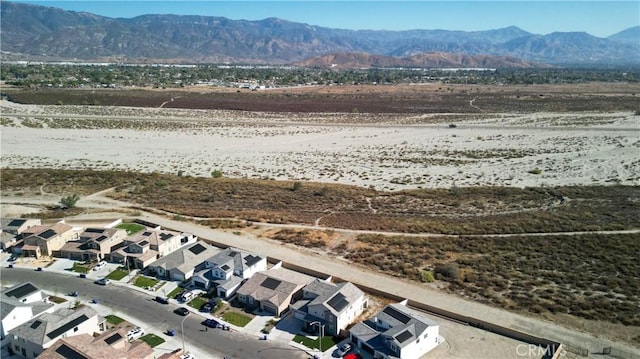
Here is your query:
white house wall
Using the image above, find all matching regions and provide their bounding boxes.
[336,294,367,332]
[1,307,33,337]
[243,258,267,279]
[399,325,440,359]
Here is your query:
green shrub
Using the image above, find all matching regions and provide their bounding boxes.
[211,169,223,178]
[60,193,80,208]
[420,270,435,283]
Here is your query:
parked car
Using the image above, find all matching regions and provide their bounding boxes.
[94,278,110,286]
[200,302,213,312]
[93,260,107,271]
[202,318,218,328]
[337,343,352,357]
[155,296,169,304]
[179,290,197,302]
[127,327,145,341]
[343,354,362,359]
[174,307,190,316]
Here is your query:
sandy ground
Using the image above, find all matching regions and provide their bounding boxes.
[1,100,639,190]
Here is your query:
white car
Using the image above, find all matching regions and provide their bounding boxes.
[93,261,107,271]
[180,290,197,302]
[179,354,195,359]
[337,343,352,356]
[127,327,145,341]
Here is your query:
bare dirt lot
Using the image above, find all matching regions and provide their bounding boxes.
[1,84,639,191]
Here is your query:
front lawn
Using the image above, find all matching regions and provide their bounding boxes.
[293,335,337,352]
[167,287,183,299]
[222,312,252,327]
[48,295,67,304]
[67,262,90,273]
[106,268,128,280]
[188,296,208,310]
[134,276,158,288]
[115,223,145,235]
[105,315,124,325]
[139,333,165,347]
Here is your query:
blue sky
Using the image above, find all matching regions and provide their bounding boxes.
[13,1,640,37]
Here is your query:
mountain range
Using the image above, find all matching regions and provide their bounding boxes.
[1,1,638,67]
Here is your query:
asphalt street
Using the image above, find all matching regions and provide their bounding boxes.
[1,267,309,359]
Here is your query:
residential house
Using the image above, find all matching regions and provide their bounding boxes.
[1,219,43,236]
[110,228,182,269]
[0,219,42,251]
[236,265,313,316]
[157,348,190,359]
[1,282,54,339]
[36,328,154,359]
[349,302,440,359]
[191,247,267,299]
[21,222,77,258]
[8,306,104,359]
[291,278,367,336]
[58,227,127,261]
[148,242,220,282]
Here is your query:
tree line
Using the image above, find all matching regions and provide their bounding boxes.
[2,63,638,88]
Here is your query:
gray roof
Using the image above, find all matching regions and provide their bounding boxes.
[216,275,243,291]
[350,303,438,352]
[304,279,365,316]
[9,306,98,346]
[205,247,264,275]
[149,241,219,275]
[236,268,313,308]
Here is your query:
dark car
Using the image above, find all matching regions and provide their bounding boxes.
[202,318,219,328]
[200,302,213,312]
[174,307,190,316]
[155,296,169,304]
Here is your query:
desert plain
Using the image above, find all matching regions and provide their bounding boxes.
[1,84,639,190]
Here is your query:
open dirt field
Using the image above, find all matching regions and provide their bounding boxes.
[1,87,639,191]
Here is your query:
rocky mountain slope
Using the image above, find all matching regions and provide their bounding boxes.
[1,1,638,66]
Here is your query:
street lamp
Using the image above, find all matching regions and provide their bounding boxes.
[181,313,190,353]
[310,321,325,354]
